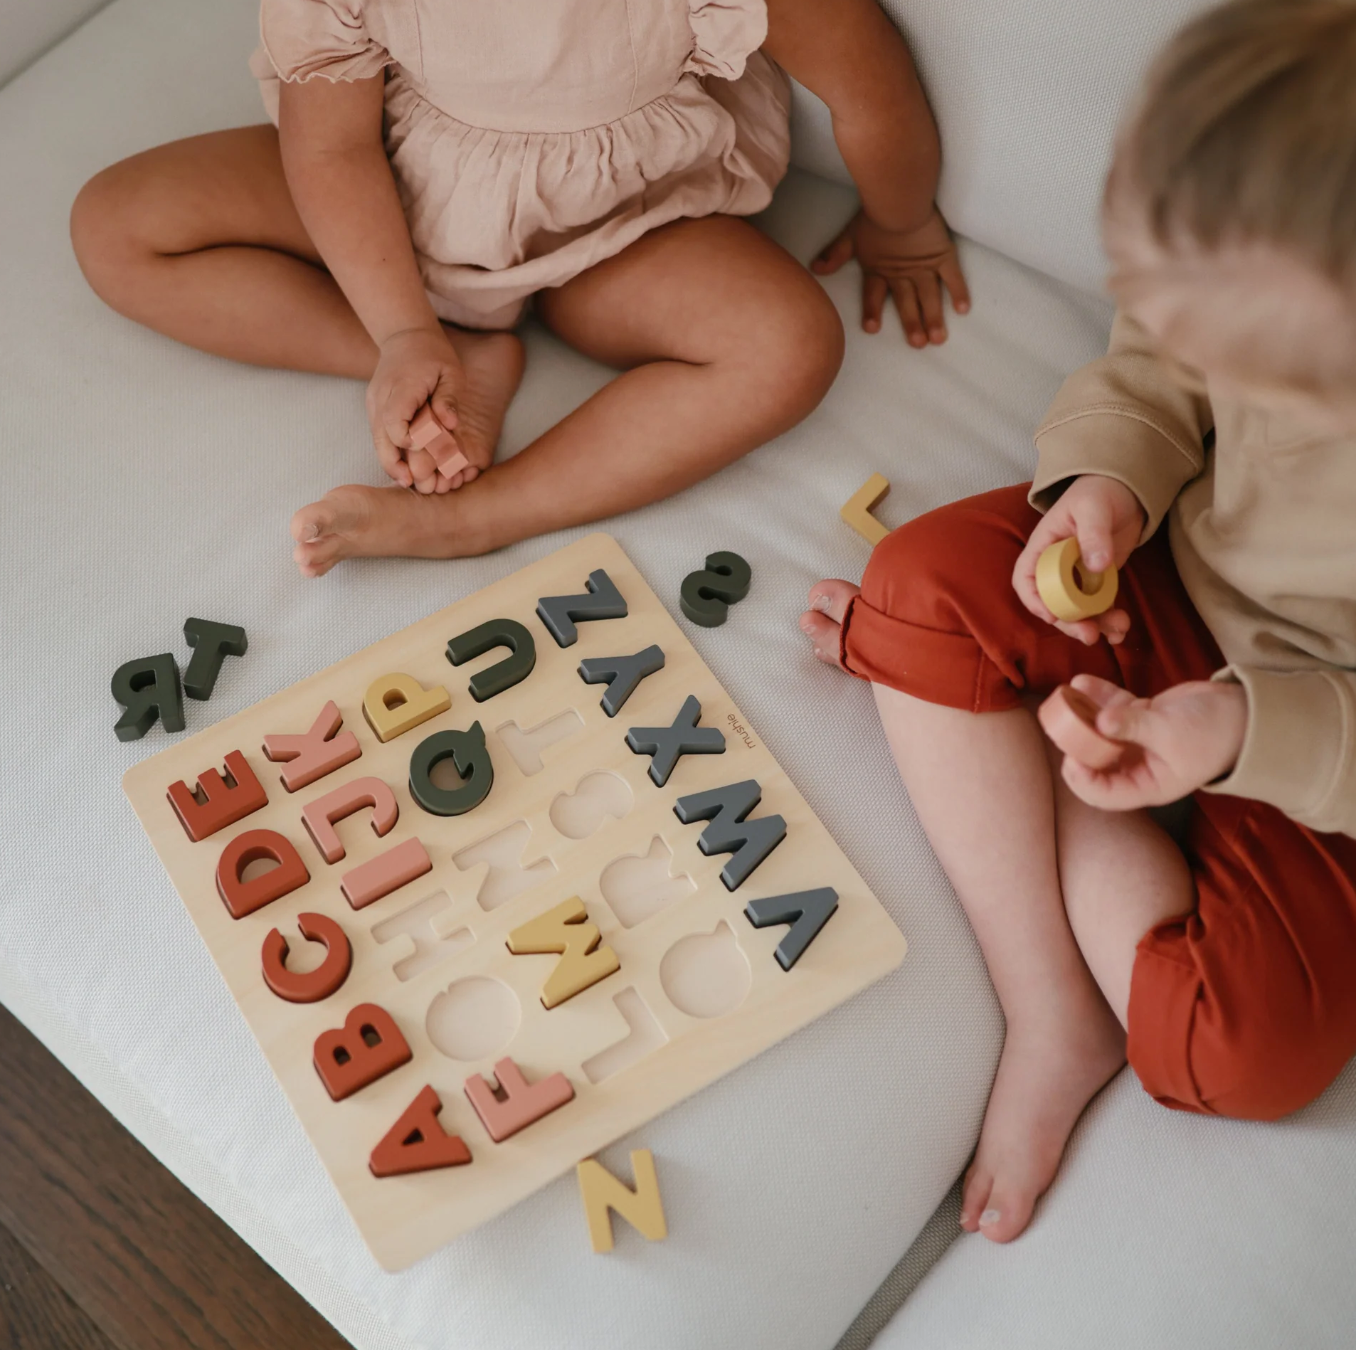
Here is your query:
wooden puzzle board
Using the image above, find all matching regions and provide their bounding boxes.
[123,534,907,1270]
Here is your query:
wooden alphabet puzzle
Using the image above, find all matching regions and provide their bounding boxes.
[123,534,907,1269]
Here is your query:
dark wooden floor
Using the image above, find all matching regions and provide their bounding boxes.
[0,1003,353,1350]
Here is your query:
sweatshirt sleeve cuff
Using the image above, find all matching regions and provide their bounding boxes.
[1030,411,1199,543]
[1204,665,1356,835]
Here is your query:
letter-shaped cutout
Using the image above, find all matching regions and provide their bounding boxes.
[679,552,752,628]
[409,722,493,816]
[535,568,628,648]
[362,672,451,744]
[506,897,620,1009]
[313,1003,412,1101]
[673,779,786,891]
[340,837,433,910]
[744,887,839,971]
[261,912,352,1002]
[626,694,726,787]
[262,700,361,792]
[112,654,184,742]
[370,1086,472,1177]
[216,828,311,919]
[167,749,268,843]
[182,618,248,701]
[576,1150,668,1253]
[463,1057,574,1142]
[301,776,399,864]
[446,618,537,702]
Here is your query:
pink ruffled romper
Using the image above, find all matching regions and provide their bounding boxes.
[251,0,791,330]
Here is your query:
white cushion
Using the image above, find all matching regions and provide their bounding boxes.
[0,0,1121,1345]
[0,0,111,88]
[790,0,1218,296]
[874,1066,1356,1349]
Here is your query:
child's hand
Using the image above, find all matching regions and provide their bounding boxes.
[813,206,970,347]
[1040,673,1247,810]
[366,326,465,494]
[1012,475,1146,646]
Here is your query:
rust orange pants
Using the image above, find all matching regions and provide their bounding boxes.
[840,485,1356,1120]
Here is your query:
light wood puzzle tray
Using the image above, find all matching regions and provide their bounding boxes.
[123,534,908,1270]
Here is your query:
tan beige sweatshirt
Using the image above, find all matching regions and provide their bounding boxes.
[1031,312,1356,837]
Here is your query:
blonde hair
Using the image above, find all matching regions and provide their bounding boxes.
[1116,0,1356,286]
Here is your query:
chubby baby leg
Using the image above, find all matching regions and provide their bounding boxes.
[798,492,1209,1242]
[291,215,844,573]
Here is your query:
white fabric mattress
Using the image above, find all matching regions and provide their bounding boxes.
[876,1066,1356,1350]
[0,0,1118,1345]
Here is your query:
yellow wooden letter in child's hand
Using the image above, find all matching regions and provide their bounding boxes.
[1035,537,1119,622]
[506,897,620,1009]
[577,1150,667,1254]
[362,672,451,743]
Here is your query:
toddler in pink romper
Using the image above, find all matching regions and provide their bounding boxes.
[251,0,792,330]
[74,0,967,571]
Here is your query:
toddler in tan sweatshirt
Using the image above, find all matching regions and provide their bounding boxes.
[801,0,1356,1243]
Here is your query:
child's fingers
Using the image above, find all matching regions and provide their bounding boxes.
[1068,673,1135,710]
[1060,756,1145,811]
[1012,517,1064,622]
[1070,495,1118,573]
[372,424,413,488]
[812,229,854,275]
[913,271,947,344]
[1092,607,1133,645]
[407,446,440,493]
[939,253,972,315]
[1037,686,1127,771]
[890,278,927,347]
[861,272,889,333]
[430,380,460,435]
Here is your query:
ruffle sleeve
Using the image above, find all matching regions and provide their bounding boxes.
[257,0,391,84]
[683,0,768,80]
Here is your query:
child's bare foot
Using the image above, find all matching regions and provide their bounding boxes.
[799,579,860,668]
[959,994,1125,1242]
[434,327,526,488]
[292,329,523,576]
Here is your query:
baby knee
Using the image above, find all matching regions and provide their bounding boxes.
[758,276,845,412]
[861,490,1031,616]
[1198,1026,1344,1122]
[1140,1000,1347,1122]
[70,163,149,298]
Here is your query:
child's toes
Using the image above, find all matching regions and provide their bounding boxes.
[959,1162,995,1234]
[799,609,846,668]
[975,1180,1038,1244]
[807,578,860,623]
[293,536,342,579]
[291,498,337,546]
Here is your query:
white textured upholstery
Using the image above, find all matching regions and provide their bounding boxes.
[790,0,1217,295]
[0,0,111,87]
[875,1066,1356,1350]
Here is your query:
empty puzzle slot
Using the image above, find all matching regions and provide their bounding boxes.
[370,890,474,981]
[658,921,751,1019]
[453,820,558,911]
[549,772,634,840]
[496,709,585,776]
[425,976,521,1062]
[599,837,696,928]
[581,988,669,1085]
